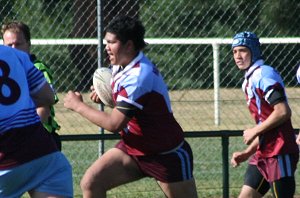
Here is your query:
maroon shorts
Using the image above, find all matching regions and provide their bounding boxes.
[116,140,194,183]
[249,153,299,182]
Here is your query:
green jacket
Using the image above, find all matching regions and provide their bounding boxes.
[30,54,60,133]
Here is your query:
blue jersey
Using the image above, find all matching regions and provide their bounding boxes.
[0,46,57,169]
[0,45,46,133]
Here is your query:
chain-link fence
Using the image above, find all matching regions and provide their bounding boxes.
[1,0,300,197]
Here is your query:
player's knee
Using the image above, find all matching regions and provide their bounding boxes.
[80,173,109,193]
[239,185,263,198]
[80,176,91,192]
[80,174,99,193]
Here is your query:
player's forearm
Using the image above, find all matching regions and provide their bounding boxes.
[75,103,123,133]
[76,103,109,127]
[244,137,259,155]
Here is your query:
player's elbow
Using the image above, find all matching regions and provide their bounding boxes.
[273,102,291,121]
[277,105,292,121]
[104,110,130,133]
[106,124,124,133]
[281,104,292,120]
[104,120,127,133]
[285,108,292,119]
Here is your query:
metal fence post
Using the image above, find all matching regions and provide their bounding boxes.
[97,0,105,156]
[222,134,229,198]
[213,43,220,126]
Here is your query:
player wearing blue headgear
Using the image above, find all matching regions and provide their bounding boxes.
[232,31,262,66]
[230,31,298,198]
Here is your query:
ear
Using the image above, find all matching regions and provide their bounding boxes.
[126,40,135,51]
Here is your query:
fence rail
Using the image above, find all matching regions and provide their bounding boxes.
[1,37,299,45]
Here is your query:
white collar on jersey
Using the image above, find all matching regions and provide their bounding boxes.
[244,59,264,79]
[124,51,143,71]
[112,51,144,77]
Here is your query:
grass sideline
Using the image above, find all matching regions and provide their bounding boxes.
[55,88,300,135]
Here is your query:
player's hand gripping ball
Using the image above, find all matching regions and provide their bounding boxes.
[92,67,114,108]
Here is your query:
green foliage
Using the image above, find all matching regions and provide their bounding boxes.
[1,0,299,91]
[6,0,74,38]
[0,0,15,21]
[261,0,300,36]
[3,0,75,92]
[31,45,75,91]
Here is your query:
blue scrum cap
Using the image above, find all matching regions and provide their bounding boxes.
[232,31,262,63]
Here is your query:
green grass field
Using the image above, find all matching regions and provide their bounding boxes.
[55,88,300,134]
[21,88,300,197]
[57,137,300,197]
[59,138,247,197]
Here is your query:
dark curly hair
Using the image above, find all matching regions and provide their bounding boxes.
[105,15,147,51]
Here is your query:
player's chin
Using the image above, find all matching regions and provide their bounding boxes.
[238,65,249,70]
[108,57,115,64]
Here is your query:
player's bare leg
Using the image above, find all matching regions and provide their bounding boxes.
[157,178,198,198]
[80,148,144,198]
[28,191,66,198]
[238,185,262,198]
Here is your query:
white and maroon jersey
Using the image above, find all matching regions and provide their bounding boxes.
[242,59,298,158]
[0,46,57,169]
[111,52,184,156]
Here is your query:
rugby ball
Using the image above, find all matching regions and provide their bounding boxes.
[92,67,114,108]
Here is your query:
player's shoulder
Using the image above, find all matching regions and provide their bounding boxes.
[0,45,13,52]
[251,65,283,88]
[260,64,275,72]
[253,64,276,77]
[259,64,281,78]
[139,56,158,75]
[0,45,23,56]
[140,54,155,69]
[0,45,31,66]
